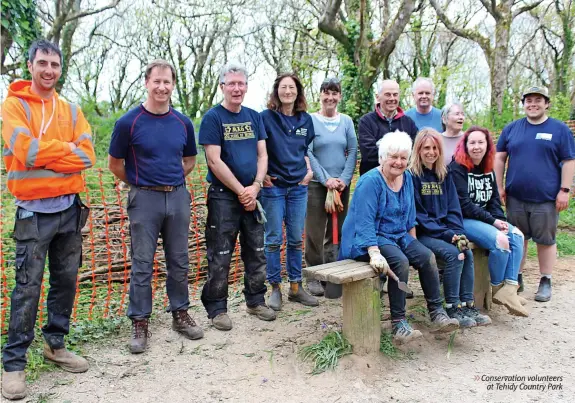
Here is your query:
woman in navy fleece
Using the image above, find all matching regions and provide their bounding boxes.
[260,73,318,310]
[410,129,491,327]
[449,126,529,317]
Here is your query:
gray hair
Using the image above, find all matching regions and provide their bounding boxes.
[377,131,413,161]
[441,102,464,130]
[219,61,248,84]
[412,77,435,95]
[377,79,399,94]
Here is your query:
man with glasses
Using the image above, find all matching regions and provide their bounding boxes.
[199,61,276,331]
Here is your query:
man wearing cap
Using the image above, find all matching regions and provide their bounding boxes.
[405,77,443,132]
[494,86,575,302]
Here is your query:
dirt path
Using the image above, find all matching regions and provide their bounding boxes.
[28,258,574,403]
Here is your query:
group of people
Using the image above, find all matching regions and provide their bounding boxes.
[2,39,574,401]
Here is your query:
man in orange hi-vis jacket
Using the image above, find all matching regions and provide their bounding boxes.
[1,40,95,401]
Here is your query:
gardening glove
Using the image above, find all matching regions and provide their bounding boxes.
[254,200,267,224]
[325,189,336,214]
[368,249,390,275]
[333,190,344,212]
[455,234,470,252]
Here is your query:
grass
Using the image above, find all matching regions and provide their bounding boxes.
[300,331,353,374]
[380,331,415,360]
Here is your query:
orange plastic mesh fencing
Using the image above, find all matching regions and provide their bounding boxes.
[0,163,361,333]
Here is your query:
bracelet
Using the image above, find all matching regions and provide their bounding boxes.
[254,179,263,188]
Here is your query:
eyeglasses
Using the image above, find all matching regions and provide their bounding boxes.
[222,81,247,89]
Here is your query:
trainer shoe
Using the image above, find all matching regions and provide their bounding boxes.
[446,305,476,328]
[429,308,460,333]
[392,319,422,344]
[461,302,492,326]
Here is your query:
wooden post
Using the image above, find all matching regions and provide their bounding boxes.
[342,277,381,355]
[472,248,492,310]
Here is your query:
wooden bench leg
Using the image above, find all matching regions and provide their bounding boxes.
[342,277,381,355]
[472,248,492,310]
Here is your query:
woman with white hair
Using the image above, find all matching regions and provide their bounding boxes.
[440,102,465,165]
[339,131,459,344]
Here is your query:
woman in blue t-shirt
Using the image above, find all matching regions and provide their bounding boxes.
[449,126,529,317]
[260,73,318,310]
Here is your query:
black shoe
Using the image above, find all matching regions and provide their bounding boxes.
[288,282,319,306]
[517,273,524,293]
[461,302,492,326]
[446,305,476,328]
[535,277,552,302]
[306,280,325,296]
[324,282,342,299]
[268,284,283,311]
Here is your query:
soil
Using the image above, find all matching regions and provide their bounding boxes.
[27,257,575,403]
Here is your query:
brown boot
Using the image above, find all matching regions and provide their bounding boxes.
[492,283,529,317]
[172,311,204,340]
[130,319,150,354]
[493,283,527,305]
[43,345,89,373]
[288,282,319,307]
[1,370,26,400]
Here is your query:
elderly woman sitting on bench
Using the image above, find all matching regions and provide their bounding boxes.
[339,131,459,343]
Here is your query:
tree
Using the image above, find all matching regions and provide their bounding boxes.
[430,0,544,120]
[315,0,417,119]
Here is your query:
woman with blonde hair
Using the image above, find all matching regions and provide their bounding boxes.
[410,129,491,327]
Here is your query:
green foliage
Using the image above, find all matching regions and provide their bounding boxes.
[80,101,128,159]
[380,331,415,360]
[549,93,572,122]
[300,331,353,374]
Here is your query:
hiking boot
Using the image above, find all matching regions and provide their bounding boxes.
[288,282,319,307]
[491,283,526,305]
[461,302,492,326]
[130,319,150,354]
[246,304,277,321]
[493,283,529,316]
[429,308,460,333]
[517,273,524,293]
[306,279,324,296]
[535,277,552,302]
[172,310,204,340]
[1,370,26,400]
[43,344,89,373]
[268,284,283,311]
[211,313,232,331]
[446,305,476,328]
[392,319,423,344]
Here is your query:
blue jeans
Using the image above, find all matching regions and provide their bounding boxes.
[419,236,474,306]
[260,185,308,283]
[462,219,524,286]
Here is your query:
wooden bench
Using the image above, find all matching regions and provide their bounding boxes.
[303,243,492,355]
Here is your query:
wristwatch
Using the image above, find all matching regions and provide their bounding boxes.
[560,187,571,193]
[254,179,263,188]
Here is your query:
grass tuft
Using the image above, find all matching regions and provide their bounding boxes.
[300,331,352,374]
[380,331,415,360]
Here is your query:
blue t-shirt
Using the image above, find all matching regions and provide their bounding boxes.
[405,107,443,132]
[109,105,197,186]
[497,117,575,203]
[198,104,266,188]
[260,109,315,187]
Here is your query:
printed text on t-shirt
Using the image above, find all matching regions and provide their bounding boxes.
[223,122,255,141]
[421,182,443,196]
[468,172,493,204]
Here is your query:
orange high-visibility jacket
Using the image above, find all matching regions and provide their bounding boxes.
[2,80,96,200]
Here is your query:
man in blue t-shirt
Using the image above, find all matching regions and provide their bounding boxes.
[199,61,276,331]
[495,85,575,303]
[405,77,443,133]
[108,60,203,353]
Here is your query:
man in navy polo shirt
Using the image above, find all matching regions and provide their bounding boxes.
[108,60,203,353]
[199,61,276,331]
[495,85,575,302]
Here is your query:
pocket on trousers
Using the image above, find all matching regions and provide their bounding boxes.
[127,187,138,208]
[76,200,90,232]
[13,209,39,241]
[15,244,29,284]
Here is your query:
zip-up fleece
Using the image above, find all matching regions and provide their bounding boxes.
[412,167,464,243]
[2,80,95,200]
[357,105,418,175]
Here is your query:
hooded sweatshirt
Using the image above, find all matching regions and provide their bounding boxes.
[412,167,464,243]
[2,80,95,200]
[260,109,315,187]
[357,105,418,175]
[449,161,506,224]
